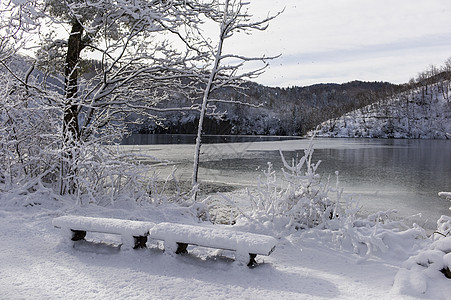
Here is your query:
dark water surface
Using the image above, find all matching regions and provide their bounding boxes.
[122,134,300,145]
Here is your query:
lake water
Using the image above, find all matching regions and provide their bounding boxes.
[121,134,301,145]
[121,134,451,230]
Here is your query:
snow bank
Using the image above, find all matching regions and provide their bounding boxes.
[393,208,451,299]
[393,237,451,297]
[336,221,427,262]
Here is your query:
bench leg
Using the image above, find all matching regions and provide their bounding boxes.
[247,253,257,267]
[176,243,188,254]
[71,230,86,241]
[133,236,148,249]
[441,267,451,279]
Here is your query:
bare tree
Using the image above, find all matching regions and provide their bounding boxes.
[1,0,282,201]
[191,0,281,198]
[1,0,214,194]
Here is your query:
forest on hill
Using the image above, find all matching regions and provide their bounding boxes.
[130,59,451,138]
[130,80,400,136]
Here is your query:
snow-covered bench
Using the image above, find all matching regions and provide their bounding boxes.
[52,216,155,250]
[53,216,277,267]
[149,222,277,267]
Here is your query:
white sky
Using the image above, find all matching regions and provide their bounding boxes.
[226,0,451,87]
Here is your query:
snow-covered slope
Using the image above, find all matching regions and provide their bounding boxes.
[314,81,451,139]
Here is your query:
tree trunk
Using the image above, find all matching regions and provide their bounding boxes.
[61,20,83,194]
[63,19,83,141]
[191,12,226,200]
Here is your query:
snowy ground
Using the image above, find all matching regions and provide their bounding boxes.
[1,194,450,300]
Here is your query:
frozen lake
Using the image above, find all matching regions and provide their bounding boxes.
[121,135,451,230]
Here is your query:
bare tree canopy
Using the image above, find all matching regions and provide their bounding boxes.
[0,0,281,198]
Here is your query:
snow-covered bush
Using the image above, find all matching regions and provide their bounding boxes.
[435,215,451,240]
[69,142,150,205]
[435,192,451,239]
[0,68,166,206]
[332,210,427,261]
[246,137,344,230]
[0,71,61,194]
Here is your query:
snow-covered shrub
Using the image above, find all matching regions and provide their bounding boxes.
[435,192,451,239]
[145,166,194,206]
[0,71,61,194]
[247,138,344,230]
[70,142,150,205]
[333,210,427,261]
[56,130,193,206]
[435,215,451,239]
[0,68,164,206]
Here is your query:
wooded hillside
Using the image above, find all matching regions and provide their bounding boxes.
[131,80,399,136]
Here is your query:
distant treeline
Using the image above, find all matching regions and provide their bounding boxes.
[131,80,401,136]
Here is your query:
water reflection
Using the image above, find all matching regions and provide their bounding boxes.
[122,134,300,145]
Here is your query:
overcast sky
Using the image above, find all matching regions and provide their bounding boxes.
[227,0,451,87]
